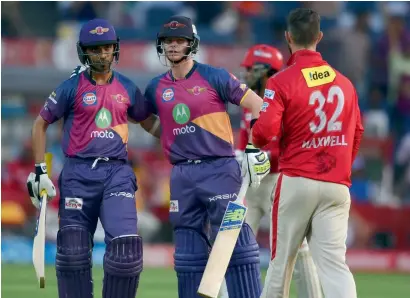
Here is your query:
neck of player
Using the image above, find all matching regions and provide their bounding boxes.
[290,44,317,54]
[90,69,112,85]
[171,59,194,80]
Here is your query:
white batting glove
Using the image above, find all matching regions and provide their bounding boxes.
[242,144,270,189]
[26,163,57,209]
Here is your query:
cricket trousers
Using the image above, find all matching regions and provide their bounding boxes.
[245,173,278,233]
[58,157,139,243]
[169,157,243,240]
[261,174,357,298]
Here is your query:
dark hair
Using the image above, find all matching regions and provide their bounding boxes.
[287,8,321,47]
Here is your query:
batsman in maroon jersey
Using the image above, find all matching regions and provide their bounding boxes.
[27,19,159,298]
[143,16,269,298]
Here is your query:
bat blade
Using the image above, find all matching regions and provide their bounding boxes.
[32,152,52,288]
[33,194,47,288]
[198,174,249,298]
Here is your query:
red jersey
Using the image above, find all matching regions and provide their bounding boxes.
[252,50,364,187]
[237,108,279,173]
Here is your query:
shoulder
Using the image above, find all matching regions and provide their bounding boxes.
[57,73,82,94]
[114,71,138,90]
[334,68,354,89]
[195,62,235,87]
[146,72,168,91]
[196,62,229,77]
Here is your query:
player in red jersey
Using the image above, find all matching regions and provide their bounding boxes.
[233,44,322,298]
[253,9,363,298]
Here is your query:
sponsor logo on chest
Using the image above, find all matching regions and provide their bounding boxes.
[82,91,97,106]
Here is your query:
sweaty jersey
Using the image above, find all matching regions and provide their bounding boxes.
[144,61,250,164]
[237,108,279,173]
[40,71,149,160]
[253,50,364,187]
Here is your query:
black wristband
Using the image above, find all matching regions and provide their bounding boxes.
[35,163,47,175]
[250,118,257,129]
[245,143,260,153]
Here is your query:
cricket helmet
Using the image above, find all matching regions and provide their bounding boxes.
[156,15,200,57]
[241,44,284,90]
[77,19,120,68]
[241,44,284,71]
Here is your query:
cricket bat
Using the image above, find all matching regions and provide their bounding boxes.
[197,172,250,298]
[32,152,52,289]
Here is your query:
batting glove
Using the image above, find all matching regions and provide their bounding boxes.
[26,163,56,209]
[242,143,270,189]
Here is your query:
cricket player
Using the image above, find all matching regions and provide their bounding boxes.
[252,9,363,298]
[235,44,322,298]
[144,16,270,298]
[26,19,159,298]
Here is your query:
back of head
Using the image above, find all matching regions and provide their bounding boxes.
[287,8,321,48]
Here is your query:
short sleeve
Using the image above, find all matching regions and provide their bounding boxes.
[127,86,156,122]
[216,69,250,106]
[40,82,73,124]
[143,80,159,115]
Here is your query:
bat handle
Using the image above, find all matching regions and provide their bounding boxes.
[40,190,48,198]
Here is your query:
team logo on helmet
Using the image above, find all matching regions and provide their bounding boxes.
[89,26,110,35]
[82,91,97,106]
[162,88,175,102]
[111,94,128,104]
[187,86,207,96]
[164,21,186,30]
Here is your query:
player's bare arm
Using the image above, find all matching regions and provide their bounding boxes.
[139,114,161,138]
[32,115,49,163]
[240,90,263,121]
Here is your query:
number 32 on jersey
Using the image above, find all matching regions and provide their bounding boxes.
[309,85,344,134]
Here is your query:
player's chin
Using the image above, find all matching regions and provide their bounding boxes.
[166,54,184,62]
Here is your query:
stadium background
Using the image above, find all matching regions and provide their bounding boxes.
[1,1,410,297]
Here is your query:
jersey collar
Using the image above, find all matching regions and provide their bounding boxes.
[169,60,198,82]
[287,50,323,66]
[84,70,115,85]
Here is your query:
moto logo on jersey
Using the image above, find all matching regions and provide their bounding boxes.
[91,130,115,139]
[173,125,196,136]
[95,108,112,129]
[82,91,97,106]
[172,103,190,124]
[301,65,336,88]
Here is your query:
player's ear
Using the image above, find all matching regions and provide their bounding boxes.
[284,31,292,45]
[316,31,324,45]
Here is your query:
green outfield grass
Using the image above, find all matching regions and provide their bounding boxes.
[1,264,409,298]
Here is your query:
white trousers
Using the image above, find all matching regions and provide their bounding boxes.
[261,174,357,298]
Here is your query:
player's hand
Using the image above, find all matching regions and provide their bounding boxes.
[235,149,244,165]
[26,163,57,209]
[242,143,270,189]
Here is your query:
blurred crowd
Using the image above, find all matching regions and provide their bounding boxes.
[2,1,410,248]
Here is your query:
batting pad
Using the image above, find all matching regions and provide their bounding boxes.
[55,225,93,298]
[103,235,143,298]
[174,228,210,298]
[225,223,262,298]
